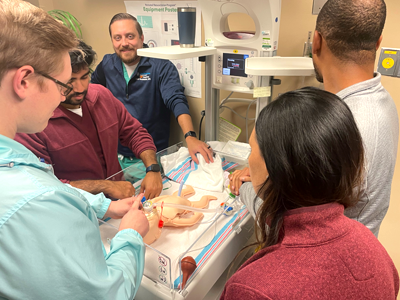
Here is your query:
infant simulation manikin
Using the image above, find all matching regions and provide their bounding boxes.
[142,185,217,245]
[153,185,217,227]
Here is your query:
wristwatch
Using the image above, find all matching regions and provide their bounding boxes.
[184,131,197,139]
[146,164,161,173]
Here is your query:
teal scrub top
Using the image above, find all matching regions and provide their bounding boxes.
[0,135,145,299]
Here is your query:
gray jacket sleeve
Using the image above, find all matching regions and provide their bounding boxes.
[239,182,263,219]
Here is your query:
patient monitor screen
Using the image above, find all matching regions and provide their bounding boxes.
[222,53,249,77]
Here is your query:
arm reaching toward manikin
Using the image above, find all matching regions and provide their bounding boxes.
[229,167,252,195]
[177,114,214,164]
[69,180,135,199]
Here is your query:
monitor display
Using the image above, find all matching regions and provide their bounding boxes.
[222,53,249,77]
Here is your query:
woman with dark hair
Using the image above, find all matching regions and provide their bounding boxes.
[221,87,399,299]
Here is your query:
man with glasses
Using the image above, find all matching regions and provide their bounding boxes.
[35,71,74,96]
[16,40,163,200]
[0,1,149,299]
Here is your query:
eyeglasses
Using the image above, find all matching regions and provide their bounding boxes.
[35,71,73,96]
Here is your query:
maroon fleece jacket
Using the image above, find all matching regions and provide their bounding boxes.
[15,84,156,182]
[221,203,399,300]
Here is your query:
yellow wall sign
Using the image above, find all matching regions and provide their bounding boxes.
[384,50,397,55]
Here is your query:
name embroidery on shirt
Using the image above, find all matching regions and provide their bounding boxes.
[138,73,151,81]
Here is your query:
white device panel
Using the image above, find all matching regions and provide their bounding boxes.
[312,0,328,15]
[214,48,258,93]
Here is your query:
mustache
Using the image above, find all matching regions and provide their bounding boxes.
[119,46,134,50]
[70,92,85,98]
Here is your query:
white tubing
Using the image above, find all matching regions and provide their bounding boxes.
[199,210,219,224]
[152,201,220,213]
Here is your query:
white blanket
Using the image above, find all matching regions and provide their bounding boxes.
[160,147,225,193]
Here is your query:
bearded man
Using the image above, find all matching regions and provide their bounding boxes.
[16,40,163,199]
[91,13,214,170]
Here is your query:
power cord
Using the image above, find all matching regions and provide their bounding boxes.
[199,91,256,142]
[220,105,255,120]
[199,110,205,141]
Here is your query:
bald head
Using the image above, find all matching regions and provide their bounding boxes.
[316,0,386,64]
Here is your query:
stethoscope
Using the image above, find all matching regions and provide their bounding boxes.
[0,162,14,168]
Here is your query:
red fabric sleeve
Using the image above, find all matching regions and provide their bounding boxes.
[102,88,157,158]
[14,133,70,183]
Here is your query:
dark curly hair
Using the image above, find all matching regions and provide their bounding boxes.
[69,40,96,73]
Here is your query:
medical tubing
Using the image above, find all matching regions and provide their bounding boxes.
[199,209,219,224]
[219,91,234,106]
[219,105,255,120]
[177,181,185,197]
[152,201,220,213]
[220,98,255,106]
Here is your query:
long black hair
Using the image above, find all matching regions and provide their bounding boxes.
[254,87,364,248]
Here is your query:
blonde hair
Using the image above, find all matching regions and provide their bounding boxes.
[0,0,78,84]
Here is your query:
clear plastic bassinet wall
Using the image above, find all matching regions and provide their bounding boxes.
[100,143,254,299]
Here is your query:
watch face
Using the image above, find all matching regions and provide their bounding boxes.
[147,164,160,172]
[185,131,197,139]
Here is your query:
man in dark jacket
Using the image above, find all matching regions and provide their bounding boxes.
[91,13,214,169]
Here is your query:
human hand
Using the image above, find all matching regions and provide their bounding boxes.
[118,193,149,237]
[140,171,163,199]
[104,181,135,199]
[229,167,251,195]
[186,137,214,164]
[104,197,136,219]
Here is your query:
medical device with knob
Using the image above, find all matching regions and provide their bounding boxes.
[199,0,281,94]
